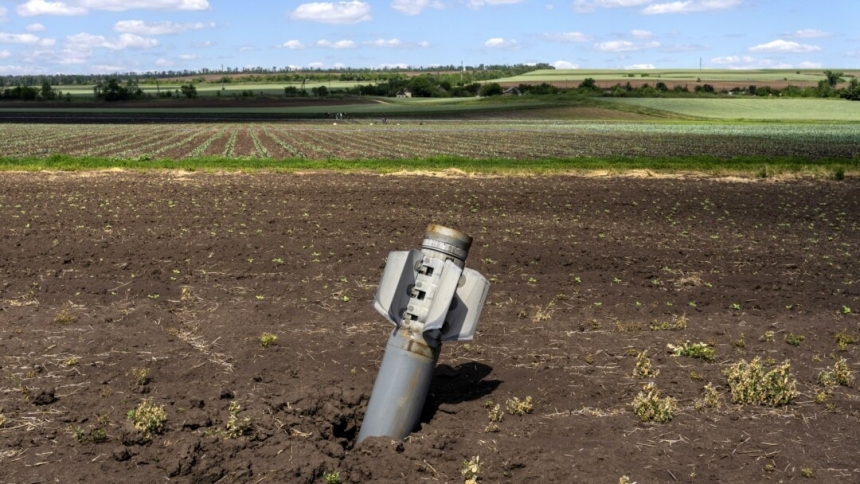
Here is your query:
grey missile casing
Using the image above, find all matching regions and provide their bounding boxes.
[355,327,439,442]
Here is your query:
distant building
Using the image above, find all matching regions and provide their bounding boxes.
[396,89,412,98]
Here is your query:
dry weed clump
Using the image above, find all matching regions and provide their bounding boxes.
[484,401,503,433]
[54,309,77,325]
[650,314,688,331]
[834,331,857,352]
[818,358,854,388]
[724,358,798,406]
[693,383,724,411]
[461,456,481,483]
[128,399,167,437]
[631,351,659,378]
[128,367,150,387]
[505,396,534,416]
[224,402,252,438]
[632,383,677,423]
[0,412,6,428]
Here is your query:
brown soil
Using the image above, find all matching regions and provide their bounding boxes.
[1,172,858,483]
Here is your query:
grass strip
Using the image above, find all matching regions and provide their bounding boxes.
[0,154,856,177]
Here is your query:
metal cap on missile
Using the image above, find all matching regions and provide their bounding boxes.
[422,224,473,262]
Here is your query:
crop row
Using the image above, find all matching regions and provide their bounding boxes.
[0,122,857,160]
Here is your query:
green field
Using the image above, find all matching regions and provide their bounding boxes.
[495,69,858,85]
[599,98,860,121]
[54,81,369,98]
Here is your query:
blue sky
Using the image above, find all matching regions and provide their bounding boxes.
[0,0,856,75]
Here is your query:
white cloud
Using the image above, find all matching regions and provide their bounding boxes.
[798,61,822,69]
[113,20,215,35]
[749,39,820,53]
[484,37,517,48]
[390,0,443,15]
[541,32,593,43]
[78,0,209,11]
[289,1,372,24]
[316,39,357,49]
[18,0,210,16]
[280,40,306,49]
[91,64,126,73]
[468,0,523,8]
[307,61,325,68]
[625,63,655,69]
[552,60,578,69]
[1,65,40,74]
[364,38,402,47]
[573,0,651,12]
[177,54,199,60]
[0,32,56,46]
[789,29,829,39]
[22,47,88,64]
[66,32,158,50]
[26,23,46,32]
[631,29,653,39]
[377,62,409,69]
[17,0,87,17]
[642,0,741,15]
[0,7,7,22]
[154,58,173,66]
[192,40,212,48]
[0,49,10,58]
[594,40,659,52]
[710,55,753,64]
[417,40,430,47]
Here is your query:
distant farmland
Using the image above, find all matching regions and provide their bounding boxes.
[599,98,860,122]
[495,68,859,89]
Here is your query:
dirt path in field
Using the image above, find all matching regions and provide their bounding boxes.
[1,172,858,484]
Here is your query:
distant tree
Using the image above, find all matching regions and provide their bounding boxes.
[840,78,860,101]
[578,78,597,90]
[40,81,56,100]
[655,81,668,93]
[824,70,844,87]
[479,82,503,96]
[408,75,437,97]
[311,85,329,97]
[180,83,198,98]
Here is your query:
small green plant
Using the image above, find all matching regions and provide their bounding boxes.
[63,356,79,367]
[843,306,852,314]
[818,357,854,387]
[462,456,481,482]
[619,477,633,484]
[785,333,805,346]
[815,391,828,404]
[323,471,341,484]
[224,402,252,438]
[260,332,278,348]
[668,341,715,362]
[801,467,814,478]
[759,330,775,342]
[506,396,534,416]
[54,309,77,325]
[724,358,798,406]
[632,383,677,423]
[693,383,723,411]
[730,303,741,311]
[127,399,167,437]
[632,351,659,378]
